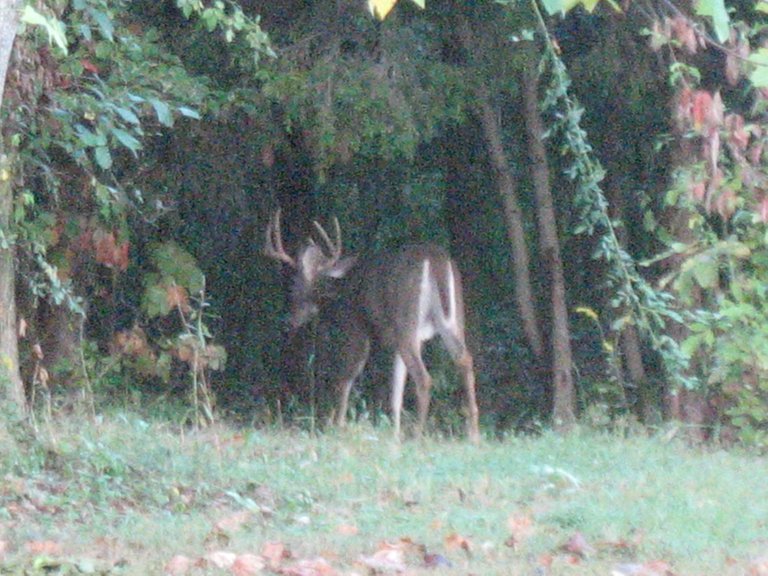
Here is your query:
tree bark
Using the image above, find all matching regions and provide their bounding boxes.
[0,0,24,413]
[455,20,544,361]
[521,65,575,429]
[475,84,544,359]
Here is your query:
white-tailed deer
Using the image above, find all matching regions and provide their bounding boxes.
[265,209,480,442]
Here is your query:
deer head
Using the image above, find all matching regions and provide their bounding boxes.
[264,208,356,329]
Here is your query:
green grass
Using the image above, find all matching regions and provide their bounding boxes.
[1,414,767,575]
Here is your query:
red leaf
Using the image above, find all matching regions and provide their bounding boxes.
[81,59,100,74]
[692,91,713,132]
[561,532,594,558]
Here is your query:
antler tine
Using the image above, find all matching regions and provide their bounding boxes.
[312,217,342,265]
[264,208,297,268]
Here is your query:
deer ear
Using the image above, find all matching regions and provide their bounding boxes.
[325,256,357,278]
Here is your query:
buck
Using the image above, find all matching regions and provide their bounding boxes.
[264,209,480,442]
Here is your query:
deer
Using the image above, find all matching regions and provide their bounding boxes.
[264,209,480,443]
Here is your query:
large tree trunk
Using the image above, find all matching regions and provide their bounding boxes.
[521,65,576,430]
[0,0,24,414]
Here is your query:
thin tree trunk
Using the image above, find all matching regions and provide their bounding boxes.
[475,85,544,359]
[455,20,544,360]
[521,65,575,430]
[0,0,24,413]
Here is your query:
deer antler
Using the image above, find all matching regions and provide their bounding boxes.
[312,217,342,272]
[264,209,297,267]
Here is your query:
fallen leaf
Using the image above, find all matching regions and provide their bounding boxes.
[231,554,265,575]
[25,540,63,556]
[279,556,336,576]
[445,533,472,556]
[424,553,452,568]
[560,532,594,558]
[506,514,534,549]
[261,541,290,570]
[205,550,237,569]
[336,524,358,536]
[215,511,252,534]
[164,555,192,576]
[359,547,406,573]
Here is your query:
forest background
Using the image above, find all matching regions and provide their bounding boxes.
[1,0,767,447]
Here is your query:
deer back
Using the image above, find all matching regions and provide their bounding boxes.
[351,244,464,349]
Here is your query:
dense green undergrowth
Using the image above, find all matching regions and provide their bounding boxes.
[1,413,767,575]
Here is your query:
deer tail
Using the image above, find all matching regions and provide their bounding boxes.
[433,259,456,322]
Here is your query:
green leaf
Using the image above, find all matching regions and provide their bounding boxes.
[75,124,107,147]
[691,256,719,289]
[89,8,115,42]
[21,6,68,54]
[177,106,201,119]
[111,127,142,153]
[150,242,205,293]
[113,106,140,125]
[142,283,172,318]
[94,146,112,169]
[695,0,730,43]
[150,99,174,127]
[749,48,768,88]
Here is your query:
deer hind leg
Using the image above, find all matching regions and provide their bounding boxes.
[439,331,480,443]
[391,354,407,440]
[336,337,370,428]
[395,345,433,438]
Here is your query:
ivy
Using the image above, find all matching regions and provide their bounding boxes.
[529,0,696,391]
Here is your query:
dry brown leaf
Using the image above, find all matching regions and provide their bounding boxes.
[279,556,336,576]
[444,533,472,556]
[165,284,190,312]
[25,540,63,556]
[359,547,406,573]
[215,511,252,534]
[231,553,265,576]
[336,524,358,536]
[164,554,193,576]
[205,550,238,569]
[560,532,594,558]
[506,514,534,549]
[261,541,290,570]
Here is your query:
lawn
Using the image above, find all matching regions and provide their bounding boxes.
[1,414,767,575]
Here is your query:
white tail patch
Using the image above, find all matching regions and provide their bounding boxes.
[417,260,436,341]
[444,262,458,332]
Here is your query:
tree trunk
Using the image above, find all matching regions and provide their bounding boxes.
[475,84,544,359]
[521,65,575,429]
[0,0,24,414]
[455,20,544,360]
